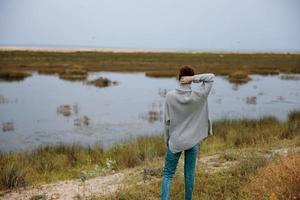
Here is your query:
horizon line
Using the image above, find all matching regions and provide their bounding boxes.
[0,45,300,54]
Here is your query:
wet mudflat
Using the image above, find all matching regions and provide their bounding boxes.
[0,72,299,151]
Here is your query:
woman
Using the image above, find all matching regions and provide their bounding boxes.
[160,66,215,200]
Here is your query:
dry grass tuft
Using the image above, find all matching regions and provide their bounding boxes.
[228,71,251,84]
[243,153,300,200]
[86,77,117,88]
[0,70,31,81]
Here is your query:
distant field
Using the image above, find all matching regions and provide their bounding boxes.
[0,51,299,77]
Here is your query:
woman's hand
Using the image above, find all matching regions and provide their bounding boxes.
[180,76,193,84]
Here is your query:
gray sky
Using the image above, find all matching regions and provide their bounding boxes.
[0,0,299,51]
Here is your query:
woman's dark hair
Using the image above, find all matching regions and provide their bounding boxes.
[178,65,195,81]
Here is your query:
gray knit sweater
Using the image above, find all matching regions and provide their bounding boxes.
[164,73,215,153]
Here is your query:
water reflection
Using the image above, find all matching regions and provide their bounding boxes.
[246,96,257,105]
[0,95,18,104]
[139,100,163,123]
[56,103,79,117]
[74,116,90,127]
[56,105,72,117]
[158,88,168,98]
[2,121,14,132]
[0,72,299,151]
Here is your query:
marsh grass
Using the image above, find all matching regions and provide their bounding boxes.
[288,110,300,123]
[0,111,299,191]
[228,71,251,84]
[200,114,300,154]
[0,153,28,189]
[1,51,299,78]
[86,77,117,88]
[243,153,300,200]
[105,135,165,169]
[37,67,65,75]
[0,70,31,81]
[58,66,88,81]
[0,135,165,190]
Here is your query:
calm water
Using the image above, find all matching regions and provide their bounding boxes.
[0,72,299,151]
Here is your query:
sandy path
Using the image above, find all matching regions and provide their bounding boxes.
[0,172,125,200]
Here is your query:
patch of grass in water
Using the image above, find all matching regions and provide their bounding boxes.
[228,70,251,84]
[0,70,31,81]
[86,77,117,88]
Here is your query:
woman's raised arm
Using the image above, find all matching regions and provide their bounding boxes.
[192,73,215,83]
[192,73,215,97]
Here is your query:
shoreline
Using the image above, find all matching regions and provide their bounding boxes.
[0,110,299,153]
[0,110,299,197]
[0,46,300,54]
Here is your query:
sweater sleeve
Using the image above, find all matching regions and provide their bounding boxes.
[192,73,215,97]
[163,101,170,147]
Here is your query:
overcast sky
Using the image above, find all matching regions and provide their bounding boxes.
[0,0,299,51]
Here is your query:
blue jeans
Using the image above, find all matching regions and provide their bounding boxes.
[160,143,200,200]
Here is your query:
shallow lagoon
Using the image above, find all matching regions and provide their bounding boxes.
[0,72,299,151]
